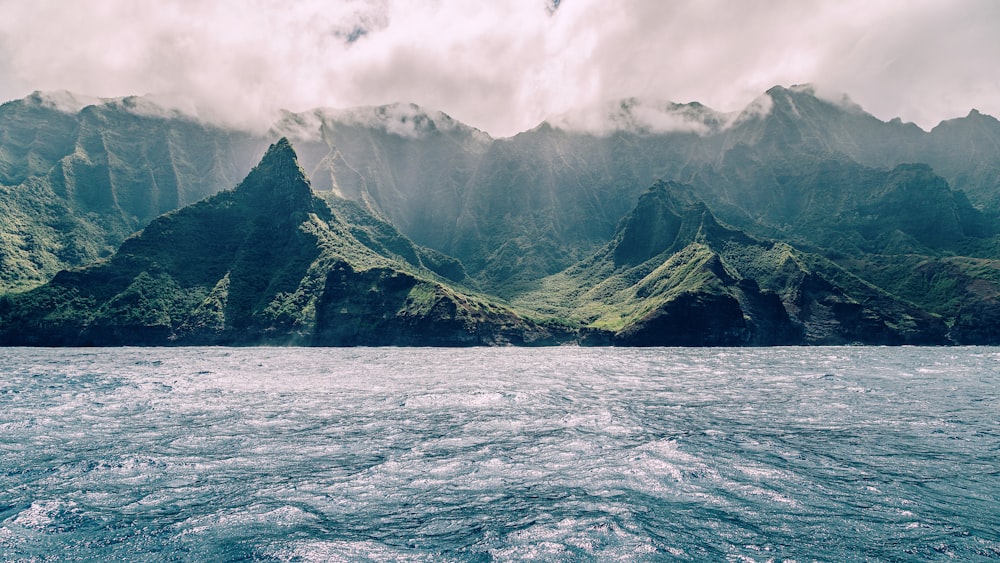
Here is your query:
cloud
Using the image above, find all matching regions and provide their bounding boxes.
[30,90,106,114]
[0,0,997,137]
[270,103,484,143]
[548,98,728,136]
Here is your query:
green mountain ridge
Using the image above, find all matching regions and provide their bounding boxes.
[0,92,266,292]
[514,181,947,345]
[2,86,1000,345]
[0,139,572,346]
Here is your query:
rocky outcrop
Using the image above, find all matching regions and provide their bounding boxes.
[611,251,799,347]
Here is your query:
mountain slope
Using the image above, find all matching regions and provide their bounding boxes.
[4,86,1000,291]
[435,86,999,292]
[272,104,493,253]
[834,252,1000,344]
[0,92,266,292]
[514,182,948,345]
[923,109,1000,209]
[0,139,571,346]
[3,87,1000,345]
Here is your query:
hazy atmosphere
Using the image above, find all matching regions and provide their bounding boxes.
[1,0,997,136]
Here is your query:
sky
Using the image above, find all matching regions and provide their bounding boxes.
[0,0,997,137]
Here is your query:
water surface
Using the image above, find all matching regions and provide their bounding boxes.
[1,347,998,561]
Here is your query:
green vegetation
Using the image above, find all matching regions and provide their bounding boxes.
[0,94,266,294]
[512,181,947,345]
[2,86,1000,345]
[0,139,575,346]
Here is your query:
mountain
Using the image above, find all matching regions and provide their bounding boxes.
[271,104,493,254]
[0,96,499,293]
[691,86,991,252]
[719,85,925,164]
[5,86,999,289]
[694,151,985,256]
[923,109,1000,210]
[513,182,947,345]
[0,139,572,346]
[417,85,999,293]
[3,86,1000,345]
[833,252,1000,344]
[0,92,266,292]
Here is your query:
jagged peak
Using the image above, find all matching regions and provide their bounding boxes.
[959,108,1000,124]
[643,179,700,201]
[24,89,106,113]
[611,181,719,267]
[263,136,296,160]
[253,137,305,178]
[887,116,923,129]
[235,138,314,208]
[101,95,191,120]
[930,107,1000,133]
[767,84,866,115]
[729,93,776,124]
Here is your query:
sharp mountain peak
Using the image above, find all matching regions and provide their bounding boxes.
[231,137,315,210]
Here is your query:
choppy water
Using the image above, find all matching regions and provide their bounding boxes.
[1,347,998,561]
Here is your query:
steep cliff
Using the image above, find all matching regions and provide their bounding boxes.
[0,139,570,346]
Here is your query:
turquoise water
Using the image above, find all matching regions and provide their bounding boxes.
[1,347,998,561]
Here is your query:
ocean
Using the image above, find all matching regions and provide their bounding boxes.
[1,347,997,561]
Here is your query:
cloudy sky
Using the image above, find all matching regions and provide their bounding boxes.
[0,0,997,137]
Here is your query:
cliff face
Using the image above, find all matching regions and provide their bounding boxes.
[0,139,572,346]
[608,246,799,347]
[0,94,266,292]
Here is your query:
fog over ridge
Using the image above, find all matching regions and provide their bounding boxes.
[1,0,997,137]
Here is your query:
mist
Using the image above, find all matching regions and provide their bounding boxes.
[0,0,996,137]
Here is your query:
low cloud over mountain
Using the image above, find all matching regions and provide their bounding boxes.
[0,1,997,137]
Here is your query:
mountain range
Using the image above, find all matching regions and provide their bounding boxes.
[1,85,999,345]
